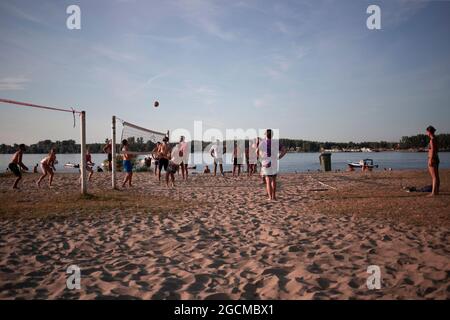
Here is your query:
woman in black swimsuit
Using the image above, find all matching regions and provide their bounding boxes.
[426,125,440,196]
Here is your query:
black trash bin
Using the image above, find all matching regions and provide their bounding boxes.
[319,153,332,172]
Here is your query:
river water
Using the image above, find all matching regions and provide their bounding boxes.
[1,152,448,173]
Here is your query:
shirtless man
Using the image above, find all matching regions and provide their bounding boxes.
[247,138,259,176]
[210,139,224,176]
[157,137,171,182]
[8,144,28,189]
[121,140,133,188]
[426,125,440,196]
[232,141,242,177]
[166,143,183,188]
[179,136,189,181]
[152,142,161,177]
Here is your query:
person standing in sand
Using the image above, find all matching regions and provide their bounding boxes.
[245,146,250,176]
[247,138,258,176]
[232,141,242,177]
[179,136,189,181]
[258,129,287,201]
[121,140,133,188]
[37,148,56,187]
[86,148,95,182]
[166,141,183,188]
[210,139,224,176]
[8,144,28,189]
[152,142,161,177]
[103,139,112,172]
[157,137,171,182]
[426,125,440,196]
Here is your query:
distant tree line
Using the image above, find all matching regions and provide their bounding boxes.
[399,134,450,150]
[1,139,80,154]
[1,134,449,154]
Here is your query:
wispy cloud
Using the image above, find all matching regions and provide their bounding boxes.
[253,94,274,109]
[127,70,174,97]
[0,2,48,26]
[193,85,218,97]
[0,77,30,91]
[274,21,290,35]
[382,0,430,29]
[171,0,237,41]
[264,46,309,80]
[195,85,220,108]
[124,33,197,45]
[91,45,137,63]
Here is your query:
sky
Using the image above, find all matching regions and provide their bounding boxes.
[0,0,449,144]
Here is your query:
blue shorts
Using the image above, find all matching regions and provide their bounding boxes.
[123,160,133,173]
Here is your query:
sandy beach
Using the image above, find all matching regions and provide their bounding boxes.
[0,170,449,300]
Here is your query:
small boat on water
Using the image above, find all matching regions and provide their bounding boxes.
[64,163,79,169]
[347,159,379,171]
[64,163,95,169]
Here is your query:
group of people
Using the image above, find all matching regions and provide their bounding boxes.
[7,146,96,189]
[209,137,266,177]
[118,129,287,200]
[120,135,189,188]
[6,126,441,199]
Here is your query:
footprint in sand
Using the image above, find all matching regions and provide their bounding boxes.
[288,245,302,253]
[205,293,231,300]
[348,277,363,289]
[151,277,185,299]
[241,281,263,300]
[333,253,345,261]
[306,263,323,274]
[316,277,331,290]
[262,268,291,292]
[100,271,115,282]
[187,274,211,293]
[35,255,51,263]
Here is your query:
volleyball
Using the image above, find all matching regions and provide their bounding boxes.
[154,101,159,107]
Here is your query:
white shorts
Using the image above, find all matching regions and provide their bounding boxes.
[214,158,223,164]
[261,166,278,176]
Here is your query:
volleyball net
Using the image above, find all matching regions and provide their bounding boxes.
[120,120,168,153]
[0,98,88,194]
[111,116,169,188]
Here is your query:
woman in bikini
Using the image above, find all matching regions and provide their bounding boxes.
[37,148,57,187]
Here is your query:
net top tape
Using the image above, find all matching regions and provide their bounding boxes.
[121,120,167,137]
[0,98,82,114]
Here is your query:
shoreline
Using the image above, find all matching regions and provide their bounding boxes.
[1,150,450,155]
[0,167,448,179]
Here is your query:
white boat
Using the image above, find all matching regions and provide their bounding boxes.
[347,159,378,171]
[64,163,79,169]
[64,163,95,169]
